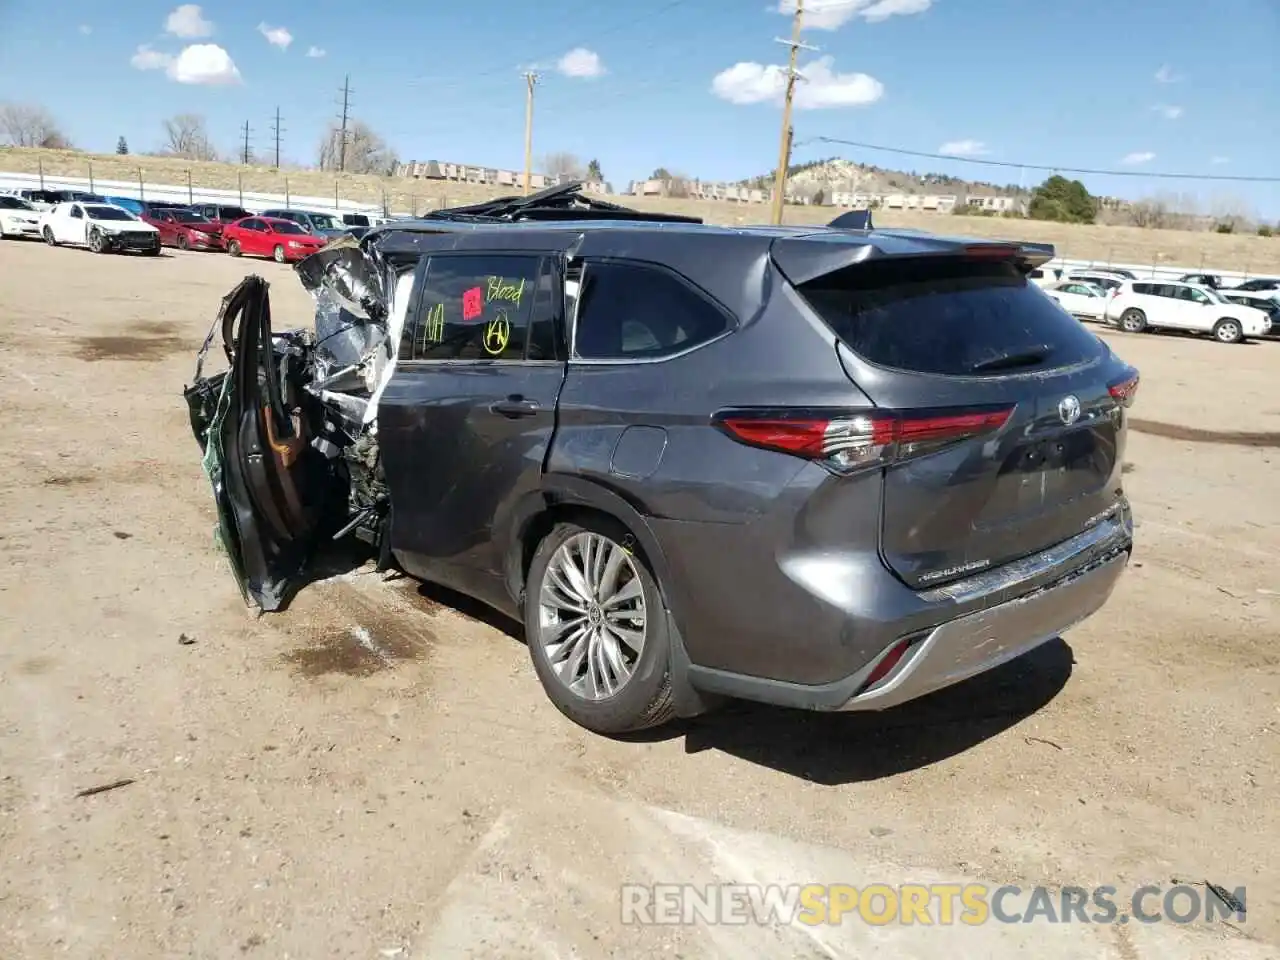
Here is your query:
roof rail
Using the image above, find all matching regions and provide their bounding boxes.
[423,181,703,225]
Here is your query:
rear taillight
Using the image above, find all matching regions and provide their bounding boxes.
[714,406,1013,474]
[1107,370,1140,408]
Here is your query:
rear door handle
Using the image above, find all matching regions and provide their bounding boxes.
[489,398,541,418]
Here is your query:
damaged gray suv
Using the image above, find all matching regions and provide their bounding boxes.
[186,183,1138,736]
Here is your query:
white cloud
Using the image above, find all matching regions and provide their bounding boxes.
[165,4,213,38]
[78,24,92,35]
[556,48,604,78]
[1154,104,1183,119]
[1211,156,1230,165]
[306,45,326,58]
[131,44,174,71]
[133,41,241,84]
[776,0,931,30]
[1154,64,1178,83]
[258,23,293,49]
[938,139,987,157]
[171,44,241,85]
[712,55,883,109]
[1121,151,1155,165]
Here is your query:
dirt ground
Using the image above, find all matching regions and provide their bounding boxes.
[0,239,1277,959]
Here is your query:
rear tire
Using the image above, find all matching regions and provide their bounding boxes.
[43,226,57,246]
[525,519,674,735]
[1119,308,1147,333]
[1213,318,1243,344]
[272,244,286,263]
[227,239,241,257]
[177,234,189,251]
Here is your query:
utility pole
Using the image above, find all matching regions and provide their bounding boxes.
[770,0,815,225]
[522,70,539,195]
[241,120,252,165]
[337,74,352,172]
[269,106,284,170]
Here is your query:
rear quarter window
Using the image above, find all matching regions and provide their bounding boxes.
[797,257,1105,377]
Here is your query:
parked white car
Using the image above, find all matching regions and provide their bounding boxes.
[1219,289,1280,337]
[38,201,161,255]
[1104,280,1272,343]
[0,195,43,239]
[1062,269,1131,293]
[1044,280,1108,321]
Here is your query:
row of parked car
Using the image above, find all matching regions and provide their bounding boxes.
[1030,266,1279,344]
[0,188,388,262]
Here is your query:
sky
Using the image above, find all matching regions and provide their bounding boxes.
[1,0,1277,216]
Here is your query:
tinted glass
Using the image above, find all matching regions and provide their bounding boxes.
[221,207,251,220]
[526,260,564,361]
[269,220,306,235]
[573,261,730,359]
[411,255,541,361]
[84,205,135,221]
[171,210,209,224]
[0,196,33,210]
[799,258,1104,377]
[241,219,263,231]
[1132,283,1152,295]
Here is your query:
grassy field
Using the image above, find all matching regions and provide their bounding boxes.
[5,146,1278,274]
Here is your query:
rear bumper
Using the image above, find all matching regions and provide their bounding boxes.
[836,547,1127,711]
[676,502,1132,712]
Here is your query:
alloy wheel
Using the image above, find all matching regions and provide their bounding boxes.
[537,532,646,701]
[1216,320,1241,343]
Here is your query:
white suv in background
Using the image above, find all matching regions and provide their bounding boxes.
[1105,280,1272,343]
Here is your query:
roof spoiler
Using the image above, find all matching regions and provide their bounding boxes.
[771,234,1057,286]
[827,208,874,230]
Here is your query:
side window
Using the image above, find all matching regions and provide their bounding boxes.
[573,261,731,360]
[242,219,262,231]
[1190,289,1211,304]
[1153,285,1177,298]
[410,255,541,361]
[70,205,83,219]
[1132,283,1151,295]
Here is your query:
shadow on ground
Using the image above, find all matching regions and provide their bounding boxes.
[652,638,1075,785]
[294,547,1073,783]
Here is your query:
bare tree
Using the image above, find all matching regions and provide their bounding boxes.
[0,102,73,148]
[161,114,218,161]
[538,151,586,180]
[1128,199,1170,229]
[317,120,396,175]
[1209,194,1254,234]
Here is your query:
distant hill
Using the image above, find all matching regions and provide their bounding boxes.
[741,156,1025,200]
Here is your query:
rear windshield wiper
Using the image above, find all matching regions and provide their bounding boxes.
[967,344,1053,373]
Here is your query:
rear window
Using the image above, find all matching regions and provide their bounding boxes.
[798,257,1105,377]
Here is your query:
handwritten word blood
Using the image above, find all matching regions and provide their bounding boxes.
[462,286,484,321]
[486,276,526,308]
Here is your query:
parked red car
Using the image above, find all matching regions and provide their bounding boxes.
[144,208,225,251]
[223,216,329,263]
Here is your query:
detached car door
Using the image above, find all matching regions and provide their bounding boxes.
[378,251,567,613]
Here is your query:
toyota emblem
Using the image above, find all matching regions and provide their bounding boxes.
[1058,395,1082,425]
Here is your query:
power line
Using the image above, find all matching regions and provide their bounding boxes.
[805,136,1280,184]
[522,71,540,195]
[269,106,284,169]
[337,75,352,173]
[240,120,252,165]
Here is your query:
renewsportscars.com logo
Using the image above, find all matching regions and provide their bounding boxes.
[621,883,1247,927]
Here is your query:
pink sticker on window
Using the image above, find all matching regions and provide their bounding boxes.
[462,286,483,321]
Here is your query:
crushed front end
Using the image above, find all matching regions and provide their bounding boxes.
[183,232,400,611]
